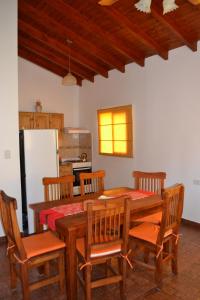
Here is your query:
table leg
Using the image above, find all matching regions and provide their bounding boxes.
[65,229,77,300]
[34,211,43,233]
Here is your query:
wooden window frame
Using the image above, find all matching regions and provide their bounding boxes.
[97,105,133,158]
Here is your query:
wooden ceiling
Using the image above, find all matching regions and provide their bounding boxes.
[18,0,200,86]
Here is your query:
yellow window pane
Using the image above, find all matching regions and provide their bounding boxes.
[100,125,112,140]
[113,124,126,140]
[99,112,112,125]
[100,141,113,154]
[98,105,133,157]
[114,141,127,154]
[113,112,126,124]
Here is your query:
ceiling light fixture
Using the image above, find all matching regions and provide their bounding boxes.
[62,39,77,86]
[135,0,178,14]
[163,0,178,14]
[98,0,179,14]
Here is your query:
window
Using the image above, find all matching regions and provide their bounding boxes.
[97,105,133,157]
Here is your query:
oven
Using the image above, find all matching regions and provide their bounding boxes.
[72,161,92,195]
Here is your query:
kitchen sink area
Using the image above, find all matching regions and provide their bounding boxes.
[59,130,92,163]
[59,130,92,195]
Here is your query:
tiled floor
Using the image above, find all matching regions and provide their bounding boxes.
[0,223,200,300]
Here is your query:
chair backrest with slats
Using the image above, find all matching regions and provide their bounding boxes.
[133,171,166,195]
[157,183,184,245]
[85,196,131,260]
[43,175,74,202]
[80,170,105,196]
[0,191,27,260]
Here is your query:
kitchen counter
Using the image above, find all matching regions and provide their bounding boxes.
[59,163,73,176]
[59,161,72,166]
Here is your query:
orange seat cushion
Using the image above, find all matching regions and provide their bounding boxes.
[129,222,172,245]
[76,238,121,258]
[22,231,65,259]
[134,212,162,225]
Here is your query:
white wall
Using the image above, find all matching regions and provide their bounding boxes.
[79,44,200,223]
[18,57,80,127]
[79,64,144,189]
[0,0,21,236]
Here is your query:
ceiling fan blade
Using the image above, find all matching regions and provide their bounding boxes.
[98,0,119,6]
[187,0,200,4]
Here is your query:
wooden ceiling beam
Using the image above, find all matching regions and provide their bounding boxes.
[100,6,168,60]
[18,19,109,78]
[151,4,197,52]
[19,34,95,82]
[19,0,125,73]
[18,0,200,83]
[46,0,145,66]
[19,46,82,86]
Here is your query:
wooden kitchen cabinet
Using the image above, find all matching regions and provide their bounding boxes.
[49,113,64,145]
[19,112,64,132]
[34,113,49,129]
[49,113,64,133]
[59,164,72,177]
[19,112,34,129]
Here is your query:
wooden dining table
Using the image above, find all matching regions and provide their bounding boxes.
[30,187,163,300]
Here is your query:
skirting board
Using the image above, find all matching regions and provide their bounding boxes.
[181,218,200,228]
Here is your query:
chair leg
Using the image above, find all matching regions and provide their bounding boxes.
[143,248,150,264]
[155,254,163,289]
[21,264,30,300]
[118,257,127,300]
[171,240,178,275]
[163,240,170,255]
[10,261,17,289]
[105,259,111,277]
[43,262,50,276]
[85,265,92,300]
[58,252,65,294]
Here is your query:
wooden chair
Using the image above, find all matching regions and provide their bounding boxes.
[133,171,166,195]
[80,170,105,196]
[128,183,184,288]
[43,175,74,201]
[76,196,131,300]
[133,171,166,224]
[0,190,66,300]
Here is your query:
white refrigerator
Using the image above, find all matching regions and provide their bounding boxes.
[19,129,59,234]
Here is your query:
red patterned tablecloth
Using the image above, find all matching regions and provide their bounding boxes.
[40,202,84,231]
[39,190,154,231]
